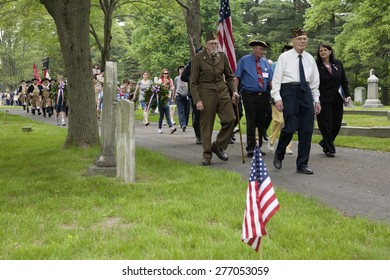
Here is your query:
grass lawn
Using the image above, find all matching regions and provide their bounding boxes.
[0,111,389,260]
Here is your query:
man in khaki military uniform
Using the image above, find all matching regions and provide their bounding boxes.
[17,80,27,110]
[40,78,54,117]
[190,31,240,166]
[27,78,42,115]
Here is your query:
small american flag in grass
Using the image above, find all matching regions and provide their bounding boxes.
[242,145,280,252]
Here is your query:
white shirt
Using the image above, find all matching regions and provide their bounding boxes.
[271,48,320,103]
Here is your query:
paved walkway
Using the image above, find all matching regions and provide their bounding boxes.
[6,108,390,223]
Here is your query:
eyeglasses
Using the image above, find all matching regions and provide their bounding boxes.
[163,73,169,75]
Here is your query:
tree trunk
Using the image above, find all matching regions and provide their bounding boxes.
[40,0,100,148]
[98,0,117,71]
[177,0,202,59]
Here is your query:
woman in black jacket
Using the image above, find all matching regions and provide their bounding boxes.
[316,43,351,157]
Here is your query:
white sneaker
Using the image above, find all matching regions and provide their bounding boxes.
[286,148,293,155]
[267,142,274,152]
[158,129,163,134]
[170,127,177,134]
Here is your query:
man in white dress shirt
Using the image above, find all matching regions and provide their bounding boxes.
[271,28,321,175]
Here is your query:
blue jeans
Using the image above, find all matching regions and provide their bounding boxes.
[158,105,173,129]
[176,95,190,128]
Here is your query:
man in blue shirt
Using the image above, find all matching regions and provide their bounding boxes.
[235,40,273,157]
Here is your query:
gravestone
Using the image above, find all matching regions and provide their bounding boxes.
[363,69,383,108]
[116,99,135,182]
[354,87,366,103]
[87,61,117,177]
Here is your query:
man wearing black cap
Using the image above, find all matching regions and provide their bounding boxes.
[174,65,190,131]
[271,28,321,175]
[190,31,240,166]
[235,40,273,157]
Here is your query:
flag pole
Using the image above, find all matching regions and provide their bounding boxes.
[255,127,260,146]
[255,127,262,260]
[256,127,264,260]
[235,103,245,164]
[259,240,263,260]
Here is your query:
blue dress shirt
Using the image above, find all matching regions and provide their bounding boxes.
[235,54,273,92]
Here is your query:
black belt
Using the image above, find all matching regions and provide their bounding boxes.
[242,90,267,95]
[281,82,301,86]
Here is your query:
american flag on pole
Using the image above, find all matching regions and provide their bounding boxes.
[218,0,236,72]
[242,145,280,252]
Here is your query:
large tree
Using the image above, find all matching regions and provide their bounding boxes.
[40,0,99,148]
[335,0,389,101]
[305,0,389,101]
[0,0,63,89]
[242,0,308,60]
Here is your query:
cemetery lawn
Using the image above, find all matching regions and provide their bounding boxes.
[1,112,389,259]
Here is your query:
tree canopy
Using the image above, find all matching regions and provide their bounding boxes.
[0,0,389,147]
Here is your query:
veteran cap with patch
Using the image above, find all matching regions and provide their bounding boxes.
[292,28,307,38]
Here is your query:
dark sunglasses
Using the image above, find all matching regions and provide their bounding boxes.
[163,73,169,74]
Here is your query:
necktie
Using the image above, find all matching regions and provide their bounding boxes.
[256,57,264,89]
[298,54,307,91]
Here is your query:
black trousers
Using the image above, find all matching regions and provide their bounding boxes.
[317,95,344,154]
[241,91,269,151]
[189,96,201,138]
[275,84,314,169]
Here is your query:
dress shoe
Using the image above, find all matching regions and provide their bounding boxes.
[319,141,328,154]
[326,152,335,157]
[202,159,211,166]
[273,155,282,169]
[211,142,228,161]
[247,150,254,158]
[297,166,314,175]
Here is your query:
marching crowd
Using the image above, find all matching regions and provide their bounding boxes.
[1,75,68,126]
[3,27,350,174]
[118,28,351,173]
